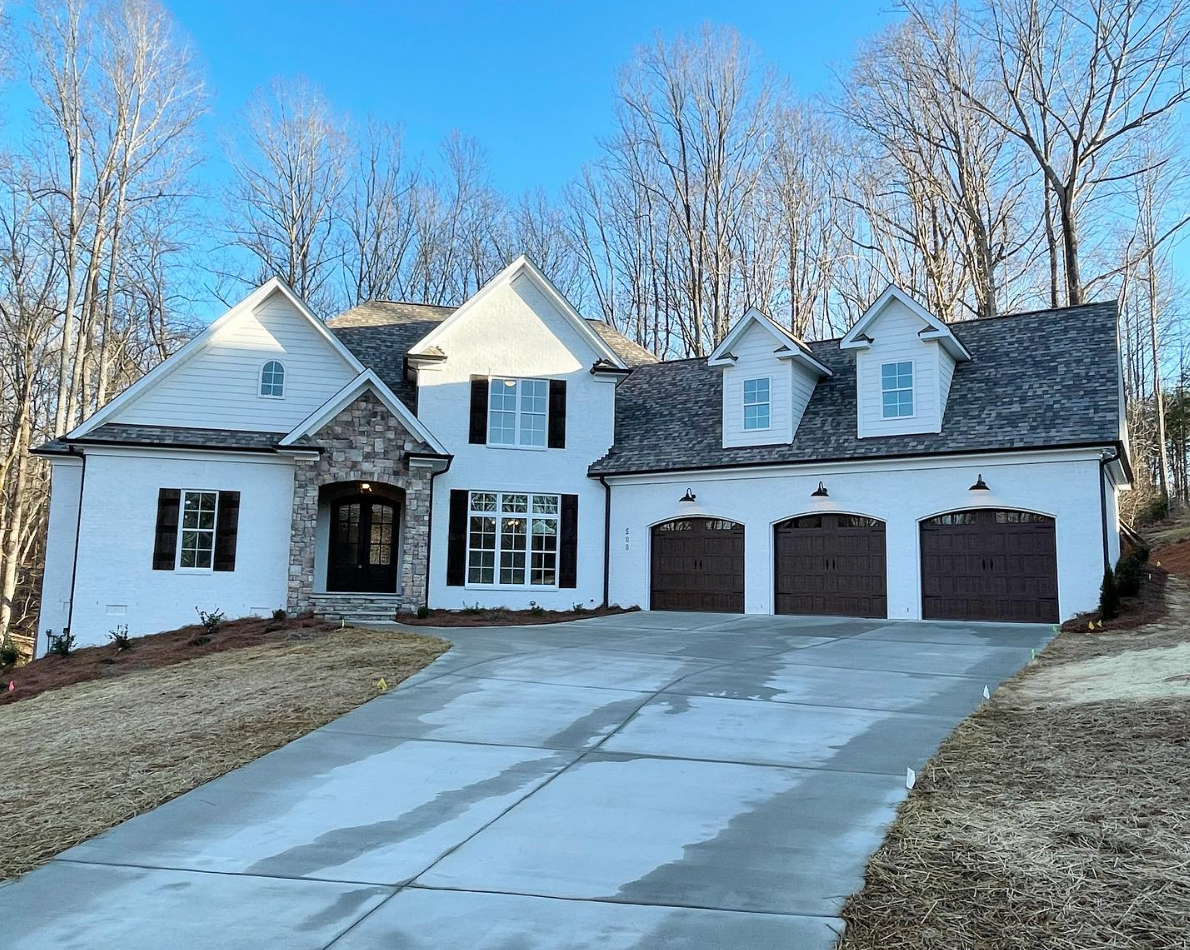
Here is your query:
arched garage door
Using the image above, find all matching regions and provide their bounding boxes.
[774,514,887,617]
[921,509,1058,623]
[650,518,744,612]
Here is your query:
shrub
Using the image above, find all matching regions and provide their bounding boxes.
[0,636,20,667]
[191,607,224,646]
[528,601,545,617]
[107,624,132,650]
[271,608,287,621]
[48,628,76,658]
[415,605,430,619]
[461,602,483,615]
[1099,568,1121,620]
[571,603,589,614]
[1114,546,1152,598]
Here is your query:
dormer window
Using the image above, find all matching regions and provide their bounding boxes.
[260,360,285,398]
[743,377,771,430]
[881,361,913,418]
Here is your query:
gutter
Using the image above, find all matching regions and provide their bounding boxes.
[598,475,611,607]
[63,446,87,655]
[589,439,1133,481]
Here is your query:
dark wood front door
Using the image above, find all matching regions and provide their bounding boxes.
[328,496,399,593]
[774,514,887,617]
[920,509,1058,623]
[650,518,744,612]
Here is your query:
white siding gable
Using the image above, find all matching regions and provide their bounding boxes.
[112,291,359,432]
[721,321,812,447]
[855,297,957,438]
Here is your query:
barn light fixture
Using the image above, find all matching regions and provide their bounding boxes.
[361,482,372,492]
[679,488,697,504]
[811,481,829,498]
[969,474,989,492]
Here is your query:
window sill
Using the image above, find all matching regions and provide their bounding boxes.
[464,583,560,592]
[484,443,549,452]
[175,567,215,575]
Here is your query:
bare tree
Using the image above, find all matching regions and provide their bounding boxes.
[223,77,349,314]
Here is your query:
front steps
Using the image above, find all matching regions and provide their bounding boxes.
[308,592,408,624]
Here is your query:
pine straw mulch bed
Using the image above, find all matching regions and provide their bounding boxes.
[0,625,449,880]
[404,604,639,627]
[839,571,1190,950]
[1060,564,1168,633]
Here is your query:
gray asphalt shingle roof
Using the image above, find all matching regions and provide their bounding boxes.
[34,424,315,455]
[328,300,657,408]
[589,301,1122,476]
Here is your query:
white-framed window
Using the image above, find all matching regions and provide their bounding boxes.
[467,491,560,587]
[743,377,771,430]
[260,360,285,398]
[881,361,914,418]
[488,378,548,448]
[179,490,218,570]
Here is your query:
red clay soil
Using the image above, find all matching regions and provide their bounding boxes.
[405,604,639,628]
[1154,536,1190,580]
[0,615,337,707]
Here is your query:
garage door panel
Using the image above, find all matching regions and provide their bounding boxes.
[775,515,887,618]
[650,518,744,613]
[921,509,1057,623]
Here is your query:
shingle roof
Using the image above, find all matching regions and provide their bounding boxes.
[34,424,315,455]
[590,301,1122,476]
[328,300,658,408]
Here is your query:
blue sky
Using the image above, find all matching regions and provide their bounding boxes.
[166,0,902,195]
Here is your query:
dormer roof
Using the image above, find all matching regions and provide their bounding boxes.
[840,286,972,362]
[708,307,833,377]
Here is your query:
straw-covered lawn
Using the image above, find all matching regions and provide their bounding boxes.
[0,626,448,880]
[839,574,1190,950]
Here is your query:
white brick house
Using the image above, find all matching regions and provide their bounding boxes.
[35,257,1130,651]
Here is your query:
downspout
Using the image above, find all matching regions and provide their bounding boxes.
[598,474,611,607]
[424,456,453,610]
[63,447,87,652]
[1099,446,1120,574]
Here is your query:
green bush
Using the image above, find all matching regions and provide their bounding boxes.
[528,601,545,617]
[47,628,76,658]
[107,624,132,650]
[1099,568,1121,620]
[0,636,20,667]
[271,608,287,621]
[1114,546,1152,598]
[415,605,430,619]
[190,607,224,646]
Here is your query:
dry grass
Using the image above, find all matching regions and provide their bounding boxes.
[839,578,1190,950]
[0,626,448,881]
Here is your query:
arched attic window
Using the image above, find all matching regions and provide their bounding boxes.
[260,360,286,397]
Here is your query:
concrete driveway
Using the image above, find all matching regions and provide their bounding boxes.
[2,611,1051,949]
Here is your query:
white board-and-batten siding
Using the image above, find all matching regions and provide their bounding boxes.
[112,294,358,432]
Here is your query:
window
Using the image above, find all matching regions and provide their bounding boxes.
[881,361,913,418]
[743,377,771,430]
[467,491,559,586]
[488,378,548,447]
[260,360,285,397]
[179,491,218,569]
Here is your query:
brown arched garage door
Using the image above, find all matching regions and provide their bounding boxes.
[774,514,887,617]
[921,509,1058,623]
[650,518,744,612]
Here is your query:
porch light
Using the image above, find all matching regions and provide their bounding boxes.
[811,481,829,498]
[679,488,697,504]
[361,482,372,492]
[969,474,990,492]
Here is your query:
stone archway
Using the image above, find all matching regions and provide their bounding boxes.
[288,390,434,614]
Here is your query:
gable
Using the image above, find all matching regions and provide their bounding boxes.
[107,288,360,432]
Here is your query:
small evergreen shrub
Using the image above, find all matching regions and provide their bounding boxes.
[0,636,20,667]
[1099,568,1121,620]
[1114,546,1152,598]
[48,628,76,658]
[461,602,483,615]
[528,601,545,617]
[571,603,589,614]
[107,624,132,650]
[271,608,287,621]
[191,607,225,645]
[415,605,430,619]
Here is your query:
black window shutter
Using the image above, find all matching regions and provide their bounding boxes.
[446,489,468,586]
[548,380,567,449]
[213,491,241,572]
[152,488,181,570]
[469,377,488,444]
[559,494,578,589]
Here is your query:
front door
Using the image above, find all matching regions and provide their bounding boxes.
[328,496,399,592]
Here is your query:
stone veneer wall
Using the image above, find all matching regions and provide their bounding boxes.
[288,390,434,614]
